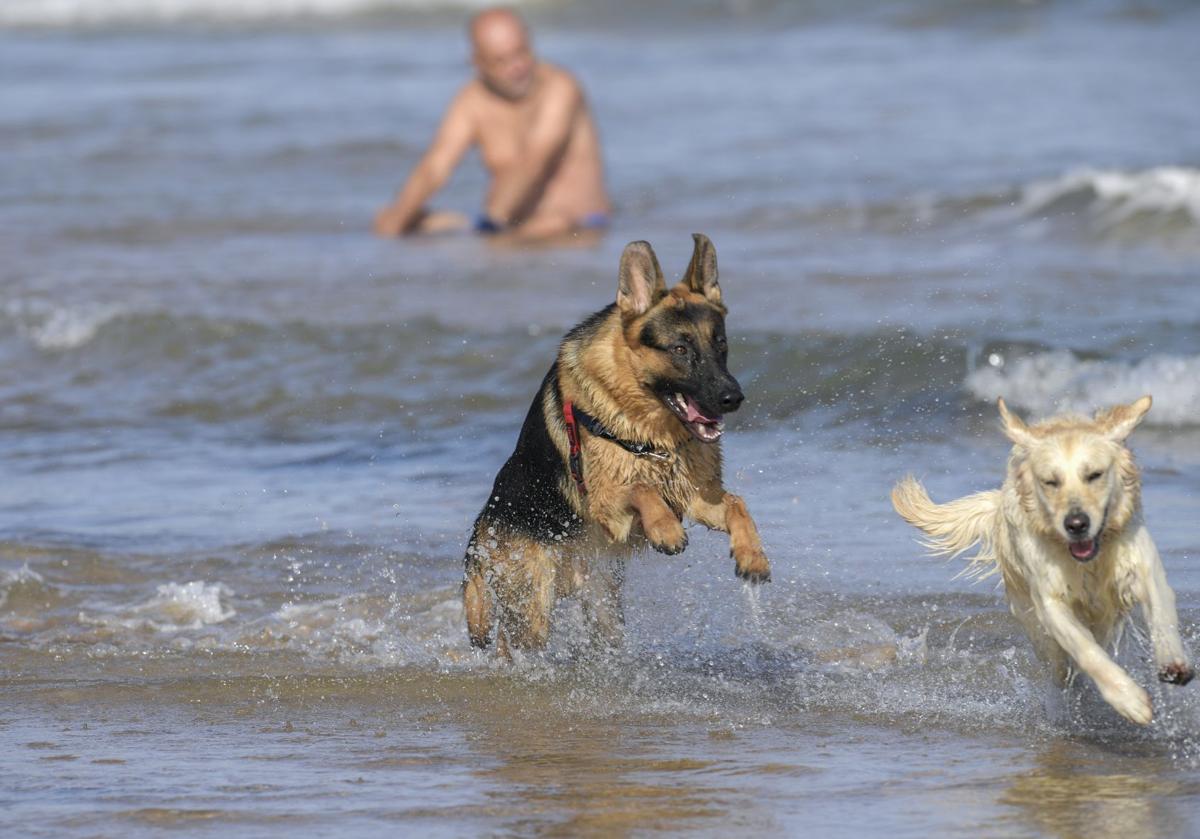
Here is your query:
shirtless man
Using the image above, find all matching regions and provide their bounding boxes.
[373,8,611,241]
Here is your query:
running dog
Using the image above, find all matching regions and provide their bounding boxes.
[892,396,1192,724]
[463,234,770,657]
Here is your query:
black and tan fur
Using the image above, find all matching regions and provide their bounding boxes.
[463,234,770,657]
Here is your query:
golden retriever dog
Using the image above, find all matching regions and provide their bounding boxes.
[892,396,1192,724]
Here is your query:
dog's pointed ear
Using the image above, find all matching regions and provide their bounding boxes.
[682,233,721,305]
[998,398,1036,448]
[1096,395,1152,442]
[617,240,667,317]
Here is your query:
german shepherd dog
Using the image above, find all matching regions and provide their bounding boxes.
[892,397,1192,724]
[463,234,770,657]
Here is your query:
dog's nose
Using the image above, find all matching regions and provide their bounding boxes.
[1064,512,1090,537]
[719,386,744,412]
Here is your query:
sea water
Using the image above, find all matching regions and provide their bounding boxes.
[4,1,1200,835]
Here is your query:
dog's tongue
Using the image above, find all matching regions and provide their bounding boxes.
[1069,540,1095,560]
[683,395,720,424]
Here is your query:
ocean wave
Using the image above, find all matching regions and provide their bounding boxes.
[965,349,1200,426]
[0,305,558,434]
[0,0,504,26]
[81,580,236,633]
[14,570,1200,743]
[1017,166,1200,234]
[4,535,1198,744]
[5,0,1194,28]
[254,591,465,663]
[727,166,1200,246]
[0,564,50,611]
[0,308,966,434]
[67,586,468,663]
[140,580,236,627]
[4,302,1199,434]
[2,299,126,351]
[743,329,969,435]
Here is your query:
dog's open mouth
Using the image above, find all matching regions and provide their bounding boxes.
[664,392,724,443]
[1068,537,1100,562]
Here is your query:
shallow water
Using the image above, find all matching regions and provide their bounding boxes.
[4,1,1200,836]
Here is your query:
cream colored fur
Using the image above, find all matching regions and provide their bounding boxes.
[892,396,1192,725]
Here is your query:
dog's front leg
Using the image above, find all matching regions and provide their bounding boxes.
[1128,525,1193,685]
[591,483,687,555]
[688,489,770,583]
[628,483,688,554]
[1037,596,1153,724]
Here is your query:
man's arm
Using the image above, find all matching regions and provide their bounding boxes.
[484,73,579,227]
[374,89,475,237]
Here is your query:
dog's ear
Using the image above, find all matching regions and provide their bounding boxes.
[998,398,1036,448]
[1096,395,1152,442]
[682,233,721,305]
[617,240,667,317]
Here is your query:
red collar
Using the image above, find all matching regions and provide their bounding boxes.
[562,400,669,496]
[562,401,587,495]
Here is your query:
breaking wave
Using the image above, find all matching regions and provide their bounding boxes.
[966,349,1200,426]
[729,166,1200,247]
[2,299,126,351]
[1016,166,1200,239]
[4,549,1199,747]
[4,302,1199,436]
[81,581,237,633]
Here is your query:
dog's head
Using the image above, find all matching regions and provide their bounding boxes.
[615,234,742,443]
[998,396,1151,562]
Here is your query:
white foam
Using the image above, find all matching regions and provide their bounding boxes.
[253,592,471,666]
[0,0,505,26]
[274,596,387,643]
[966,350,1200,426]
[0,564,46,609]
[2,299,123,351]
[1019,166,1200,227]
[134,581,236,629]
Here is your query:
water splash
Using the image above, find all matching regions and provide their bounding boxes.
[740,580,766,639]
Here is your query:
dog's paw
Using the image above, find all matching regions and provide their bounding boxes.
[733,548,771,584]
[1102,680,1154,725]
[648,523,688,555]
[1158,661,1194,686]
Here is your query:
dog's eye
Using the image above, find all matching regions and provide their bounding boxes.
[1042,478,1060,488]
[671,344,689,357]
[1086,470,1104,483]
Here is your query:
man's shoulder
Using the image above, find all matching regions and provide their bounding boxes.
[444,79,493,126]
[541,63,583,93]
[454,78,489,106]
[536,64,586,109]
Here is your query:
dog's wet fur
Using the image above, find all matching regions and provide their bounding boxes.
[892,396,1193,724]
[463,234,769,657]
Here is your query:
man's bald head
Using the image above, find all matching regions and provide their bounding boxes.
[470,7,536,100]
[470,7,526,49]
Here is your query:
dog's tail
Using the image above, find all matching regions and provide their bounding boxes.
[891,476,1001,579]
[463,545,493,649]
